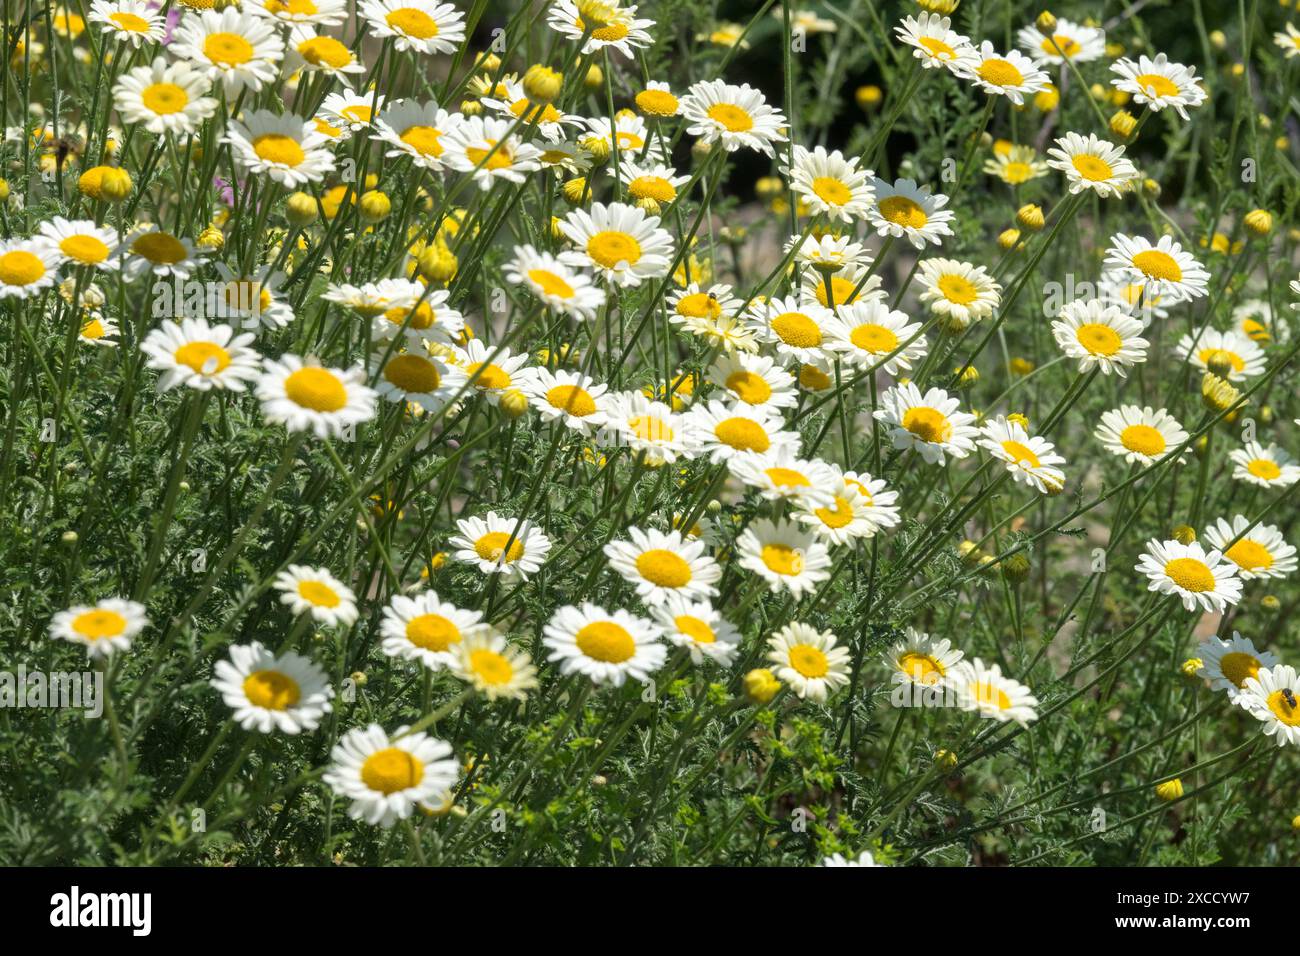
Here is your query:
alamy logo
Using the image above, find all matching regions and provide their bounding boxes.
[49,886,151,936]
[0,665,103,717]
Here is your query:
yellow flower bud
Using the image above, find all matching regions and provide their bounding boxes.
[523,64,563,104]
[917,0,959,13]
[1009,357,1035,376]
[358,189,391,223]
[798,363,832,391]
[0,178,8,201]
[500,389,529,419]
[1261,594,1281,611]
[350,670,368,687]
[1155,779,1184,802]
[196,226,224,249]
[1006,412,1030,429]
[1001,553,1031,583]
[855,85,883,109]
[934,749,958,770]
[1243,208,1273,236]
[417,242,458,283]
[475,52,502,73]
[1142,177,1161,197]
[1109,109,1137,139]
[997,227,1022,250]
[1033,84,1060,112]
[286,190,319,226]
[584,63,604,89]
[97,167,133,202]
[1209,30,1226,49]
[1035,11,1058,36]
[743,668,781,705]
[1201,372,1241,413]
[1180,658,1203,678]
[1016,203,1045,231]
[562,177,588,203]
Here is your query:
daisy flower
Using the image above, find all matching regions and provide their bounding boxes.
[959,42,1050,105]
[442,115,544,189]
[867,177,955,249]
[983,144,1050,186]
[1105,234,1212,301]
[1229,441,1300,489]
[950,659,1039,725]
[894,13,979,74]
[380,591,488,671]
[708,352,797,410]
[287,25,365,85]
[248,0,347,27]
[505,245,606,319]
[916,258,1001,330]
[557,201,674,287]
[800,262,886,314]
[677,312,759,355]
[1095,406,1189,467]
[1231,299,1287,346]
[521,367,609,434]
[1204,516,1297,581]
[225,110,335,186]
[323,278,422,318]
[324,723,459,827]
[449,631,539,701]
[604,527,721,606]
[49,598,147,659]
[1018,17,1105,65]
[0,239,61,298]
[1046,132,1138,199]
[1110,53,1207,120]
[373,348,467,413]
[783,145,874,222]
[547,0,654,59]
[38,218,119,271]
[112,56,218,136]
[822,851,884,867]
[886,628,964,687]
[483,79,582,142]
[1197,632,1280,700]
[615,159,691,207]
[798,470,900,544]
[1174,327,1266,381]
[766,622,850,702]
[874,382,978,465]
[683,400,800,463]
[786,234,870,272]
[454,339,535,406]
[273,565,358,626]
[1275,23,1300,59]
[88,0,165,46]
[978,416,1066,494]
[736,518,832,598]
[1051,299,1149,375]
[579,113,669,165]
[635,80,680,118]
[448,511,552,579]
[212,264,295,332]
[211,642,333,734]
[80,314,119,347]
[679,79,788,155]
[120,227,205,281]
[1098,273,1171,324]
[648,596,740,667]
[171,7,285,96]
[826,299,927,375]
[1237,665,1300,748]
[543,603,666,687]
[359,0,466,56]
[141,318,261,393]
[1135,539,1243,613]
[372,289,463,345]
[729,450,838,508]
[599,392,698,465]
[257,356,376,438]
[320,89,386,131]
[745,295,837,366]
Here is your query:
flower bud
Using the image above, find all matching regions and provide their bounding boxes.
[743,668,781,705]
[855,85,883,110]
[562,177,588,203]
[358,189,391,222]
[997,227,1022,250]
[1016,203,1045,231]
[1201,372,1241,413]
[1036,11,1058,36]
[286,191,319,226]
[1180,658,1203,678]
[499,389,529,419]
[1109,109,1137,139]
[934,748,958,771]
[1155,778,1183,801]
[98,167,133,202]
[584,63,604,89]
[1243,208,1273,236]
[1001,553,1031,584]
[523,64,563,104]
[1172,524,1196,545]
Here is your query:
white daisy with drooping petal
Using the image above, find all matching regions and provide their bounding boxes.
[958,42,1050,105]
[683,399,800,463]
[745,295,838,366]
[0,239,62,298]
[798,469,900,545]
[1228,441,1300,489]
[211,264,295,332]
[767,622,850,702]
[1197,632,1280,701]
[1230,299,1287,347]
[211,641,333,734]
[1135,539,1243,613]
[1275,23,1300,59]
[380,590,489,671]
[785,234,870,272]
[728,450,839,508]
[679,79,789,155]
[324,723,459,826]
[373,347,467,412]
[736,519,832,597]
[886,628,964,687]
[141,318,261,393]
[1046,132,1138,199]
[614,159,691,206]
[442,115,544,189]
[1110,53,1207,120]
[978,416,1067,494]
[372,288,464,346]
[359,0,466,55]
[449,631,539,701]
[171,7,285,96]
[826,299,927,375]
[548,0,655,57]
[1237,664,1300,748]
[225,109,336,186]
[49,598,148,659]
[371,99,460,169]
[1051,299,1149,375]
[1174,327,1266,381]
[286,24,365,85]
[1203,516,1297,581]
[867,177,955,249]
[273,564,358,626]
[543,603,666,687]
[557,201,675,287]
[112,56,219,136]
[1095,406,1189,467]
[448,511,552,579]
[783,145,875,223]
[950,658,1039,725]
[916,258,1001,331]
[120,227,206,281]
[80,314,120,347]
[319,89,387,132]
[599,391,699,465]
[257,356,377,438]
[89,0,165,46]
[604,527,721,606]
[505,244,606,319]
[578,113,670,165]
[668,282,740,328]
[1103,233,1210,301]
[649,596,740,667]
[874,383,978,465]
[1017,17,1105,65]
[894,13,979,74]
[521,368,610,434]
[323,278,423,317]
[39,218,119,271]
[453,339,536,406]
[708,352,797,410]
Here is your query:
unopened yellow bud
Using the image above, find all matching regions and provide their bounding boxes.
[1180,658,1203,678]
[1201,372,1241,412]
[1155,779,1184,802]
[562,177,588,203]
[998,227,1022,250]
[755,176,784,201]
[1035,11,1058,36]
[196,226,224,249]
[743,668,781,705]
[934,749,958,770]
[1109,109,1137,139]
[98,167,133,202]
[584,64,604,89]
[1009,357,1035,376]
[358,189,391,222]
[1244,208,1273,236]
[0,178,8,202]
[499,389,529,419]
[1016,203,1045,231]
[1172,525,1196,545]
[1209,30,1226,50]
[417,242,458,283]
[855,85,883,109]
[286,191,319,226]
[523,64,563,104]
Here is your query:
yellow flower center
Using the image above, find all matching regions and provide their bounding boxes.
[705,102,754,132]
[545,384,597,417]
[849,322,898,354]
[917,36,955,59]
[465,141,513,170]
[242,670,301,710]
[636,89,678,115]
[590,21,629,41]
[629,175,676,202]
[203,32,254,66]
[1218,651,1260,688]
[814,496,854,529]
[298,579,340,607]
[725,370,771,404]
[771,311,822,348]
[174,341,231,375]
[1120,424,1166,456]
[937,273,978,304]
[341,105,373,125]
[1000,439,1041,469]
[131,231,187,264]
[71,609,127,639]
[298,36,353,69]
[467,362,510,390]
[399,124,444,157]
[360,748,424,794]
[81,319,106,339]
[387,7,439,38]
[406,613,460,651]
[575,621,636,663]
[1164,557,1215,592]
[675,291,720,319]
[972,681,1012,710]
[474,531,524,563]
[1134,73,1180,98]
[977,57,1024,88]
[800,364,832,390]
[789,643,828,678]
[1040,34,1080,57]
[527,267,575,299]
[811,176,852,206]
[509,99,564,125]
[110,12,151,32]
[284,366,347,411]
[760,543,804,576]
[1198,348,1244,373]
[59,234,110,264]
[1076,322,1122,356]
[587,230,642,268]
[384,354,442,394]
[899,651,944,685]
[877,195,929,229]
[674,614,715,643]
[253,133,305,167]
[635,549,692,587]
[714,416,769,452]
[901,406,951,443]
[765,467,809,488]
[1247,458,1281,480]
[1267,690,1300,726]
[1131,249,1183,282]
[0,250,45,286]
[1072,154,1114,181]
[1001,161,1035,184]
[1225,540,1273,573]
[627,415,673,442]
[469,649,514,684]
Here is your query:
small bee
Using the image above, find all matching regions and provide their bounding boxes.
[1282,688,1297,710]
